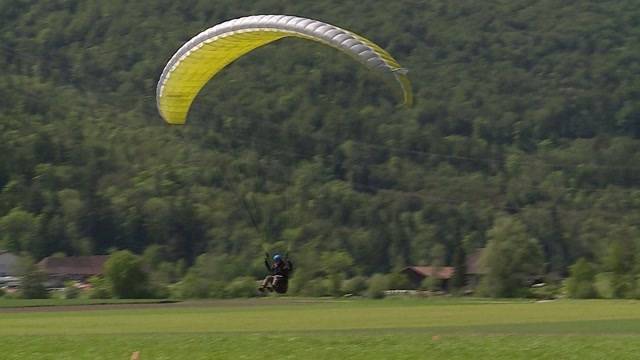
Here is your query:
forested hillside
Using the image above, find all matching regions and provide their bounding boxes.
[1,0,640,296]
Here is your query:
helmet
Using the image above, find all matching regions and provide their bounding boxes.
[273,254,283,263]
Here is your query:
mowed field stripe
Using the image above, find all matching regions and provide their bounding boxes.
[1,299,640,336]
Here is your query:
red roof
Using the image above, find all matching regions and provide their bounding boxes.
[38,256,109,276]
[402,266,455,280]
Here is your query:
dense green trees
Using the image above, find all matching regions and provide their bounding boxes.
[0,208,40,255]
[104,250,149,298]
[18,258,49,299]
[479,217,543,297]
[1,0,640,297]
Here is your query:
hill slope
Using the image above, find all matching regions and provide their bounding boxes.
[1,0,639,284]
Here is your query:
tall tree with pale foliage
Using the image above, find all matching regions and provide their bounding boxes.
[479,216,543,297]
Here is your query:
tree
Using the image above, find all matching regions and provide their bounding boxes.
[104,250,149,298]
[451,246,467,290]
[0,208,41,256]
[142,244,169,270]
[604,241,635,298]
[57,189,90,255]
[142,198,171,245]
[88,276,112,299]
[64,280,80,299]
[341,276,368,295]
[479,216,543,297]
[321,251,354,296]
[225,277,259,298]
[173,253,245,299]
[566,258,597,299]
[19,259,48,299]
[366,273,389,299]
[601,226,639,298]
[423,243,447,291]
[175,271,213,299]
[2,0,640,297]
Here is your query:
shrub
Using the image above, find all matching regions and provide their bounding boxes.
[21,267,48,299]
[326,273,346,297]
[208,281,228,298]
[147,282,170,299]
[387,273,414,290]
[225,277,259,298]
[566,258,597,299]
[530,283,561,300]
[610,274,635,299]
[299,278,330,297]
[366,274,389,299]
[64,281,80,299]
[420,277,441,292]
[594,272,614,299]
[175,272,210,299]
[88,276,112,299]
[341,276,368,296]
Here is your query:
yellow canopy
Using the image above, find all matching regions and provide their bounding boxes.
[157,15,412,124]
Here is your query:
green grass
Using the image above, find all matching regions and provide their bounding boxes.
[1,298,640,359]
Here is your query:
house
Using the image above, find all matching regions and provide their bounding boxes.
[38,255,109,286]
[0,250,18,276]
[401,266,455,290]
[401,248,486,291]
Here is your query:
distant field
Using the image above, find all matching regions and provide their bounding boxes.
[1,298,640,359]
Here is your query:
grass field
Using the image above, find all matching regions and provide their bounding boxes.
[1,297,640,359]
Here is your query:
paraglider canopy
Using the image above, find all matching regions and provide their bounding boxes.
[156,15,412,124]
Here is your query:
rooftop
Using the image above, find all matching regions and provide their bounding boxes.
[38,255,109,276]
[402,266,455,280]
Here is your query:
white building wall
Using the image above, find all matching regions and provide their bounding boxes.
[0,252,18,276]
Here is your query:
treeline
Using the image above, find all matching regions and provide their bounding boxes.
[2,250,444,300]
[1,0,640,298]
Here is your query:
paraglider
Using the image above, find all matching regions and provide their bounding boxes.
[156,15,412,124]
[259,253,294,294]
[156,16,411,294]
